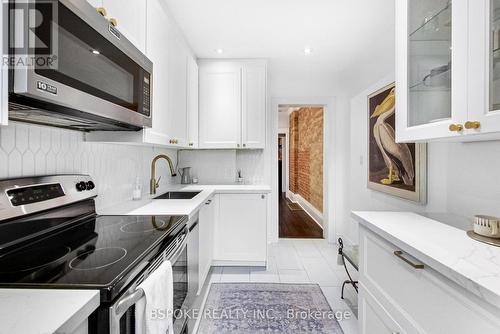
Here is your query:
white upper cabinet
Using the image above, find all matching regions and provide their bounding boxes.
[187,55,199,148]
[467,0,500,135]
[242,62,267,148]
[143,0,170,145]
[0,2,7,126]
[86,0,102,8]
[101,0,146,53]
[86,0,198,148]
[199,60,267,149]
[396,0,468,142]
[85,0,146,53]
[397,0,500,142]
[167,32,188,147]
[199,61,242,148]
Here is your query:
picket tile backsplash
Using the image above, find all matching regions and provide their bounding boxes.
[0,122,178,210]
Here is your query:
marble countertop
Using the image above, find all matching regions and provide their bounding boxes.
[99,184,271,217]
[0,289,99,334]
[352,211,500,308]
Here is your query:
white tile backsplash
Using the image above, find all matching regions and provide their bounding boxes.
[178,149,264,184]
[0,122,179,210]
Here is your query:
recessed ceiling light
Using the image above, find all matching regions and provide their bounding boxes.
[215,48,224,54]
[304,47,312,55]
[92,50,100,55]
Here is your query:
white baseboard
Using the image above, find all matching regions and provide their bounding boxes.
[288,192,324,228]
[211,260,266,267]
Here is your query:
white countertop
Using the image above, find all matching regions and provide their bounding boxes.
[99,184,271,217]
[0,289,100,334]
[352,211,500,308]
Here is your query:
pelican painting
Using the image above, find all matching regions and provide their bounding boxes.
[370,88,414,186]
[367,83,427,203]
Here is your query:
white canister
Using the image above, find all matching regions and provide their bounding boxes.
[473,215,500,239]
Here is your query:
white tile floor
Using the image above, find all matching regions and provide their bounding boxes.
[207,238,359,334]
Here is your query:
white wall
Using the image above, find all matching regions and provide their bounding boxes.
[339,74,500,244]
[0,122,179,210]
[278,112,289,128]
[178,149,265,184]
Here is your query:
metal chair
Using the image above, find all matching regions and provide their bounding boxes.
[338,238,359,299]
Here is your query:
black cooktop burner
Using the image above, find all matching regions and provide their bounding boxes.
[0,246,71,273]
[69,247,127,270]
[120,217,169,233]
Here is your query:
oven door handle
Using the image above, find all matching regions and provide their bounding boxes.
[109,232,188,334]
[165,231,187,264]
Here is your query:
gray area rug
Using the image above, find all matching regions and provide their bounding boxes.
[197,283,344,334]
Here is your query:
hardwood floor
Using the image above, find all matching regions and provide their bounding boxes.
[279,194,323,239]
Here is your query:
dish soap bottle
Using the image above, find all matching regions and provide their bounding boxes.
[132,177,142,201]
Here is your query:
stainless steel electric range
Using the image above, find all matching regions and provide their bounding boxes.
[0,175,190,334]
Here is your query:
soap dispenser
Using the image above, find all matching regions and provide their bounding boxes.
[132,177,142,200]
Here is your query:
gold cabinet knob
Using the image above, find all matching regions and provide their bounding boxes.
[464,121,481,130]
[449,123,463,132]
[109,18,117,27]
[188,142,193,147]
[96,7,107,17]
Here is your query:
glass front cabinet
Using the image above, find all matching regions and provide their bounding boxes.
[396,0,500,141]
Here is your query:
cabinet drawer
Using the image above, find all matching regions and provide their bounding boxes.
[359,284,405,334]
[360,227,500,334]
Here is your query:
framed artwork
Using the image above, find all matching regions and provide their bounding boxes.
[367,83,427,203]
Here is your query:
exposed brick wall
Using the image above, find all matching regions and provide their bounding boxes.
[289,112,299,193]
[288,107,323,212]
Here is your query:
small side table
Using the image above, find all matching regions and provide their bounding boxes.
[338,238,359,299]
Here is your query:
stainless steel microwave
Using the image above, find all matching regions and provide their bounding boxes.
[8,0,153,131]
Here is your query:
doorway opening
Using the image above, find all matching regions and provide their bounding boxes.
[278,105,324,239]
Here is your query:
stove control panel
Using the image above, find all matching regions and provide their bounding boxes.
[0,175,97,221]
[7,183,65,207]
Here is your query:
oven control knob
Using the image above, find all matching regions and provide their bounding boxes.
[86,181,95,190]
[76,181,87,192]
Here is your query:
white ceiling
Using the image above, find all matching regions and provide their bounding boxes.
[165,0,395,91]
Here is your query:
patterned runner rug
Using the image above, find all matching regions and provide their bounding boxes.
[197,283,344,334]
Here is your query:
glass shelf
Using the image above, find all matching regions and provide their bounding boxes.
[409,67,451,92]
[409,4,451,42]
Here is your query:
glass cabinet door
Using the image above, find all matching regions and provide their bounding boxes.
[491,0,500,111]
[408,0,452,127]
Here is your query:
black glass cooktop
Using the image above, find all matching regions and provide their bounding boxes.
[0,206,187,299]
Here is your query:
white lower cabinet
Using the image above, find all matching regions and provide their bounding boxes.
[213,193,267,265]
[198,195,215,294]
[359,225,500,334]
[194,192,268,290]
[359,286,404,334]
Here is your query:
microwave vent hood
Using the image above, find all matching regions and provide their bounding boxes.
[8,98,142,132]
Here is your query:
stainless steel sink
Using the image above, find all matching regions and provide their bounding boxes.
[154,191,201,200]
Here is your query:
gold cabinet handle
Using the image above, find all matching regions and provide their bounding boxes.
[188,142,193,147]
[449,123,463,132]
[464,121,481,130]
[96,7,107,17]
[394,251,424,269]
[109,18,118,27]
